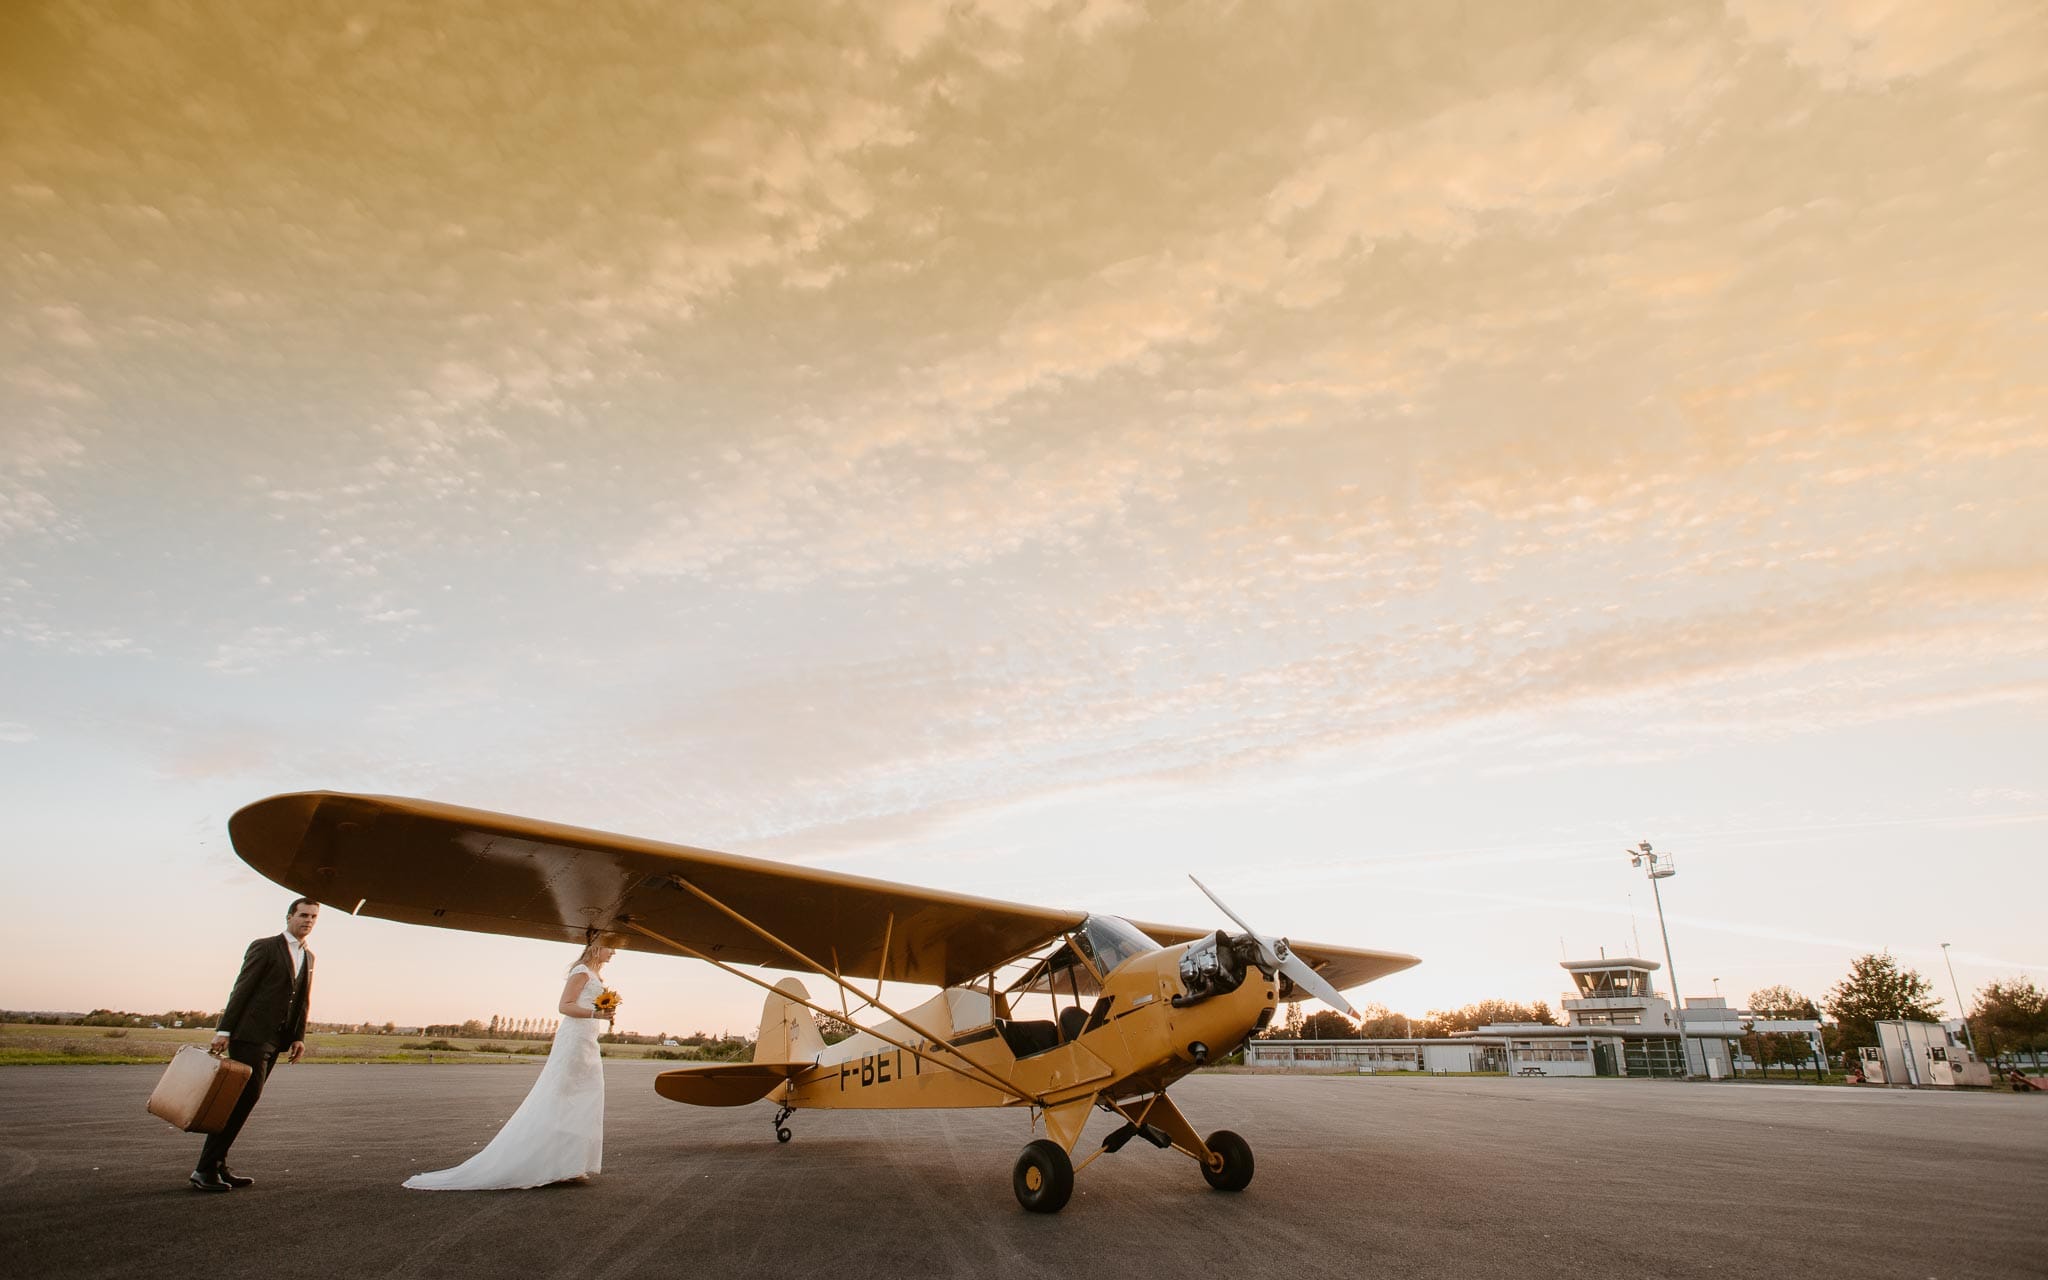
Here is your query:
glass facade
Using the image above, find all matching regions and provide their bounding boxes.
[1624,1035,1686,1078]
[1572,968,1652,998]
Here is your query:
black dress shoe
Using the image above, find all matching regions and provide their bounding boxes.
[219,1167,254,1189]
[189,1170,231,1193]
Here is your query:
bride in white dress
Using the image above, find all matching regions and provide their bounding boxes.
[404,943,614,1190]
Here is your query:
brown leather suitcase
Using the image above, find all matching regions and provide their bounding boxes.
[146,1045,252,1133]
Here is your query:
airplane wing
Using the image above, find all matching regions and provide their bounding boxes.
[1130,921,1419,995]
[229,792,1085,989]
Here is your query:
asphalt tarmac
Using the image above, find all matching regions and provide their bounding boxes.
[3,1063,2043,1279]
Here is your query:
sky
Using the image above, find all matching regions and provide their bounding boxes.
[3,0,2044,1042]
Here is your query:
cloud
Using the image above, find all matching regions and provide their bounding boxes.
[0,418,89,544]
[588,22,1756,594]
[551,540,2048,861]
[0,620,142,658]
[204,625,346,675]
[4,2,2042,872]
[1726,0,2045,90]
[606,425,1187,585]
[3,368,93,405]
[0,483,62,544]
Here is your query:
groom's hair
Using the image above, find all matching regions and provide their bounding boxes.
[286,896,319,916]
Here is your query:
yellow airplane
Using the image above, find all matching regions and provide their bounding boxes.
[230,791,1418,1212]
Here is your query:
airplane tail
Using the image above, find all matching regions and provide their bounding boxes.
[654,977,826,1108]
[754,976,827,1065]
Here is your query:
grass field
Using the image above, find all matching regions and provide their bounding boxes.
[0,1022,729,1065]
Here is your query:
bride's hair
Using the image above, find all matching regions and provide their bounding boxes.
[568,939,608,974]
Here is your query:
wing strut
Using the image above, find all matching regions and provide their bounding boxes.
[621,910,1042,1107]
[620,917,1038,1106]
[651,877,1043,1105]
[874,911,894,1005]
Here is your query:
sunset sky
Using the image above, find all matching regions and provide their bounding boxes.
[4,1,2044,1042]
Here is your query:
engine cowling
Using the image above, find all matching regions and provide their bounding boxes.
[1174,929,1265,1006]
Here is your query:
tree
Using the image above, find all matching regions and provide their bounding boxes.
[1355,1002,1413,1040]
[1414,999,1561,1038]
[1824,952,1940,1059]
[1971,977,2048,1066]
[1749,985,1820,1020]
[815,1014,860,1045]
[1299,1010,1357,1040]
[1745,985,1823,1079]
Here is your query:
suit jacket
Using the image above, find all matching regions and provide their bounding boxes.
[219,936,314,1050]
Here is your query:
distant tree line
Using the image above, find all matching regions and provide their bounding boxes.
[1259,998,1559,1041]
[0,1008,222,1028]
[15,954,2043,1073]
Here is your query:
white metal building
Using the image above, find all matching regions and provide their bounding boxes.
[1243,1037,1500,1073]
[1860,1019,1993,1087]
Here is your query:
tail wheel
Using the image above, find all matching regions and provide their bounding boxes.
[1201,1129,1254,1192]
[775,1126,792,1143]
[1012,1139,1075,1214]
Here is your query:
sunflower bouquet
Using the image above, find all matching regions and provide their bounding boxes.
[592,989,621,1022]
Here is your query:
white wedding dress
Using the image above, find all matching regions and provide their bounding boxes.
[404,965,606,1190]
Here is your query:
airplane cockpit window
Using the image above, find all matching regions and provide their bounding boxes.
[1074,914,1160,978]
[1005,917,1160,1000]
[1010,939,1099,997]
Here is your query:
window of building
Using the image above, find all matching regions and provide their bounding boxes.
[1574,969,1650,999]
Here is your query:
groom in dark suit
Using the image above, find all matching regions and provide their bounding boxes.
[191,897,319,1192]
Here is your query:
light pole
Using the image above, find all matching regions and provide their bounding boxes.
[1629,840,1694,1079]
[1940,942,1980,1058]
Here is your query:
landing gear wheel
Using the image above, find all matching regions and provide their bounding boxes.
[772,1104,794,1144]
[1201,1129,1254,1192]
[1012,1139,1075,1214]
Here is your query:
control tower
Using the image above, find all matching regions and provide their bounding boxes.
[1558,956,1688,1076]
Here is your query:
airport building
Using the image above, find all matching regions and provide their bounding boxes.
[1246,955,1826,1078]
[1243,1035,1503,1074]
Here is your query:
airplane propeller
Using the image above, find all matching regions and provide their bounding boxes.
[1189,876,1358,1017]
